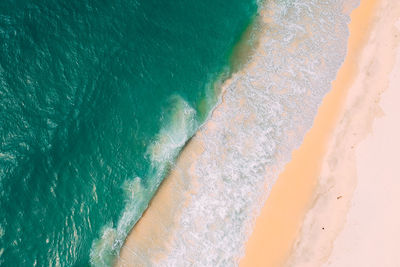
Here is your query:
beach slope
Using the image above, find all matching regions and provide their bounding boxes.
[240,0,400,266]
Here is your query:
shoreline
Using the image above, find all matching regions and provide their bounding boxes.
[288,0,400,265]
[116,137,205,265]
[239,0,381,266]
[115,12,264,266]
[114,9,263,265]
[116,1,360,265]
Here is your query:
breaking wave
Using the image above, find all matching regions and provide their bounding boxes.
[90,96,198,266]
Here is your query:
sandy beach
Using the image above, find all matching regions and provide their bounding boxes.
[288,1,400,266]
[241,0,400,266]
[323,36,400,267]
[323,43,400,266]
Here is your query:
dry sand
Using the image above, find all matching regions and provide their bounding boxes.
[324,30,400,267]
[289,1,400,265]
[241,0,400,266]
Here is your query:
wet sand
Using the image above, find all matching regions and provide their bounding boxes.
[241,0,400,266]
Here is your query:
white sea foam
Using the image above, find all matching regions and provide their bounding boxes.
[147,96,198,170]
[150,0,359,266]
[90,96,197,266]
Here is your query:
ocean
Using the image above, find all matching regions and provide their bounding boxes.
[0,0,258,265]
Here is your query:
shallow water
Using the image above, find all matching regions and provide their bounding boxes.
[0,0,257,265]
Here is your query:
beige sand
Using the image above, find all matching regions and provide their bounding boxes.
[239,0,392,266]
[288,1,400,266]
[324,31,400,267]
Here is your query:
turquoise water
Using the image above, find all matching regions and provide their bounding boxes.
[0,0,258,265]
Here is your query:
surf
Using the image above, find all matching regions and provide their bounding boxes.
[117,0,361,265]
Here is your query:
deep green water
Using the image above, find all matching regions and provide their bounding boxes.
[0,0,258,265]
